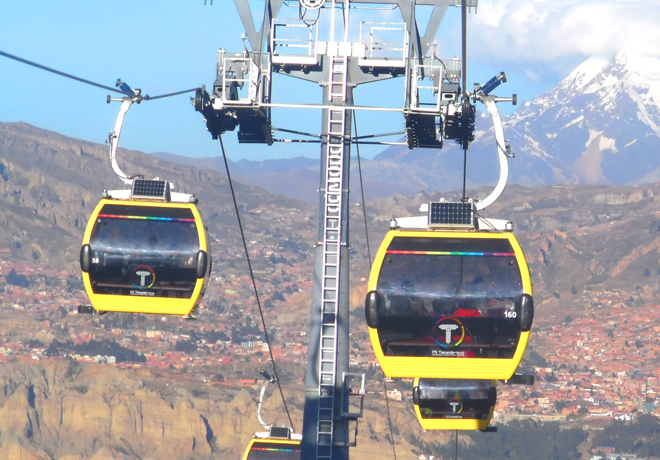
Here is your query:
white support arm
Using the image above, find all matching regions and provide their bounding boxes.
[109,97,138,185]
[475,95,508,211]
[257,378,272,429]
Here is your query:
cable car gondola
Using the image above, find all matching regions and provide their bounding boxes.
[365,72,531,380]
[79,88,211,317]
[242,372,301,460]
[80,191,211,316]
[365,220,533,380]
[412,378,496,431]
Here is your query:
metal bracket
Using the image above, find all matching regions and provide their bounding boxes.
[340,372,365,419]
[77,305,107,316]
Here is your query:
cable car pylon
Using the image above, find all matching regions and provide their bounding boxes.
[192,0,505,458]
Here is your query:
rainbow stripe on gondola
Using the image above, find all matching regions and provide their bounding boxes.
[387,250,515,256]
[252,447,301,452]
[98,214,195,222]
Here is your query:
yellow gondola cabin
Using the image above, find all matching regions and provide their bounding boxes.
[365,230,533,380]
[80,194,211,316]
[413,378,496,431]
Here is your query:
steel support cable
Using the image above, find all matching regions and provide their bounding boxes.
[272,127,321,138]
[353,114,397,460]
[218,136,295,431]
[353,114,372,267]
[0,49,198,101]
[143,88,199,100]
[0,49,131,96]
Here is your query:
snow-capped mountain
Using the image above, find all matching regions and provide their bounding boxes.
[505,51,660,186]
[361,51,660,197]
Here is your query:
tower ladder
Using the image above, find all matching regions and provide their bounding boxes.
[316,55,348,460]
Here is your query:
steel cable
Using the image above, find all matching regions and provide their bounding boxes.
[0,49,198,101]
[218,136,295,431]
[354,113,397,460]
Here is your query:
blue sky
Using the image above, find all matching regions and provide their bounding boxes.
[1,1,657,161]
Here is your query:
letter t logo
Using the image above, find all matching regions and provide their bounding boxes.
[439,324,459,344]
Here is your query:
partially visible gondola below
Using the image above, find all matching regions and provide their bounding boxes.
[242,373,301,460]
[365,208,533,380]
[242,438,302,460]
[80,180,211,316]
[413,378,496,431]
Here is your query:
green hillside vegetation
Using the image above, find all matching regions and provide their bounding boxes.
[405,421,585,460]
[46,338,146,363]
[592,414,660,457]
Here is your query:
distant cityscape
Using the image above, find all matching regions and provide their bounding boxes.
[2,254,659,430]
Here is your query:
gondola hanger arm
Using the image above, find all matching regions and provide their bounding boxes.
[257,371,277,429]
[474,94,508,211]
[107,96,139,185]
[473,73,517,211]
[107,79,150,186]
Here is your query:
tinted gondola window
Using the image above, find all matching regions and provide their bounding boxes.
[417,379,493,420]
[245,441,302,460]
[88,205,200,299]
[376,237,524,358]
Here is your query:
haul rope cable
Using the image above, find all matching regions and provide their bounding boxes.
[218,136,295,431]
[0,49,198,101]
[460,0,469,202]
[354,113,397,460]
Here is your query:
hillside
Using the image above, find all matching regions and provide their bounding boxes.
[8,119,660,306]
[4,120,660,459]
[0,121,314,267]
[0,358,453,460]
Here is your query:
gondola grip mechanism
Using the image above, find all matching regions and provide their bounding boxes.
[473,73,516,211]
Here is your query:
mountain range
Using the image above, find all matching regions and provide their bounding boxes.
[6,117,660,304]
[156,52,660,203]
[0,121,313,267]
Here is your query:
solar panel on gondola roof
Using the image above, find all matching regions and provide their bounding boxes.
[429,201,474,227]
[131,179,170,200]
